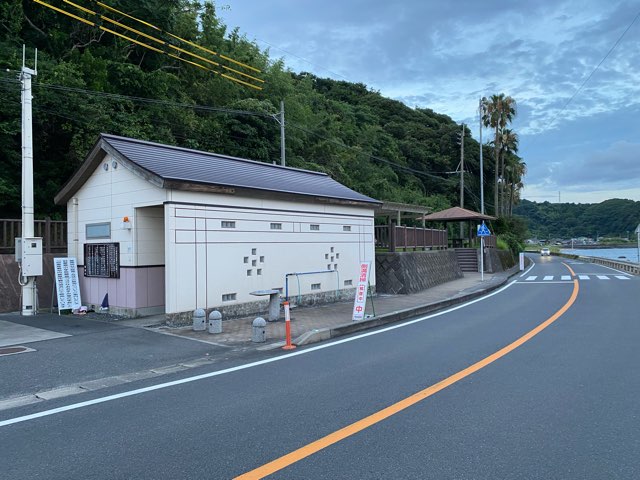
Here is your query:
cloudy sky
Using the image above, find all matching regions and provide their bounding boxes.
[219,0,640,204]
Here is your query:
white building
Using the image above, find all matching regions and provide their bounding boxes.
[55,134,380,319]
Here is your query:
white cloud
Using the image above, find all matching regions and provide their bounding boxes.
[220,0,640,203]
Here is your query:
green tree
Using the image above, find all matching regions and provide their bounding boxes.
[481,94,516,217]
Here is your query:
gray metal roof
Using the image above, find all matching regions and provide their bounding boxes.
[101,134,380,205]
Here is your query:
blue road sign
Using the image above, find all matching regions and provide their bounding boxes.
[477,221,491,237]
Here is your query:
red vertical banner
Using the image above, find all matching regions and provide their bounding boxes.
[352,262,371,321]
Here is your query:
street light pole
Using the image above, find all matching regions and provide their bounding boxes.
[279,100,285,166]
[459,124,464,240]
[479,98,484,215]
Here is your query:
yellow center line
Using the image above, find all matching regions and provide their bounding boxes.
[235,262,580,479]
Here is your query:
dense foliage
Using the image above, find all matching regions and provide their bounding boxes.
[0,0,516,220]
[514,199,640,239]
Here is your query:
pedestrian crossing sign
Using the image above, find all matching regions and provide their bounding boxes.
[477,221,491,237]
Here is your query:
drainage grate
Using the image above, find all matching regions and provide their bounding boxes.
[0,346,35,357]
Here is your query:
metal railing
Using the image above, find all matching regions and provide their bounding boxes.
[0,218,67,254]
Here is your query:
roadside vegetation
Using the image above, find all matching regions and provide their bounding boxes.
[514,198,640,240]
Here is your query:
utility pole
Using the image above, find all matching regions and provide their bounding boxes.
[279,100,285,166]
[479,98,484,215]
[20,46,40,316]
[459,124,465,240]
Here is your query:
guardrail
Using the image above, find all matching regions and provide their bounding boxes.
[0,218,67,254]
[556,253,640,276]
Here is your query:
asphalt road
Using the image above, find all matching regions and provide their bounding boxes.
[1,255,638,479]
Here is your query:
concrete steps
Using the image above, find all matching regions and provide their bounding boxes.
[455,248,478,272]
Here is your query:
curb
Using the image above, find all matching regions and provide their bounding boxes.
[294,264,524,346]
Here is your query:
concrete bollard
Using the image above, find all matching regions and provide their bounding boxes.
[208,310,222,334]
[192,308,206,331]
[252,317,267,343]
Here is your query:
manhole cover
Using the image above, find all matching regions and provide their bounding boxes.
[0,346,35,357]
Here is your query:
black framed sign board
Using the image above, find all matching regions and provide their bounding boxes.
[84,243,120,278]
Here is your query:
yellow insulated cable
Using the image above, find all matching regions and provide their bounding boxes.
[220,64,264,84]
[219,53,262,74]
[99,26,164,54]
[63,0,95,15]
[168,44,220,68]
[34,0,95,26]
[33,0,262,90]
[96,1,159,31]
[96,0,262,74]
[100,16,165,46]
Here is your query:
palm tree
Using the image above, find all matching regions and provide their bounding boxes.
[499,129,518,215]
[481,94,516,216]
[508,159,527,216]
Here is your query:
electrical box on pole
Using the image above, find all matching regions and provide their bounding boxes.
[17,237,43,276]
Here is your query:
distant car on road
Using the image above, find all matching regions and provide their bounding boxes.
[540,248,550,256]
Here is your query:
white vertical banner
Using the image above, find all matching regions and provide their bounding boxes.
[352,262,371,321]
[519,252,525,271]
[54,257,82,312]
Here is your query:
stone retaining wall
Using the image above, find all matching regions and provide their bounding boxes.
[485,249,516,273]
[375,250,463,295]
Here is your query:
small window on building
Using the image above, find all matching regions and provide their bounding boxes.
[334,264,338,270]
[257,269,262,275]
[86,222,111,239]
[244,257,249,264]
[336,253,340,259]
[252,259,257,267]
[311,283,321,290]
[344,280,353,286]
[343,225,351,231]
[331,256,334,262]
[330,247,334,253]
[270,222,282,230]
[251,248,257,255]
[222,293,237,302]
[260,256,265,263]
[247,269,252,276]
[310,224,320,231]
[327,264,331,270]
[221,221,236,228]
[325,254,329,259]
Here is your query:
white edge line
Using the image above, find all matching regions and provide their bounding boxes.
[0,280,518,429]
[519,257,536,277]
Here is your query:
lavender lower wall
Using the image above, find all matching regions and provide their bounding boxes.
[79,266,165,317]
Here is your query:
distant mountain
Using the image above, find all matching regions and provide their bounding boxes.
[514,199,640,239]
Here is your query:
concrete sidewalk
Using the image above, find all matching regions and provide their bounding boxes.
[0,265,521,411]
[155,268,518,348]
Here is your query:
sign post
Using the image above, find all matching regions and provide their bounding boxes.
[282,301,296,350]
[352,262,371,321]
[477,221,491,281]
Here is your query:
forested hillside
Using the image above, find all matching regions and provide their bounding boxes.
[514,199,640,239]
[0,0,505,219]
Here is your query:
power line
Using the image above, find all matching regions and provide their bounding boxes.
[10,79,460,181]
[32,0,264,89]
[551,8,640,125]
